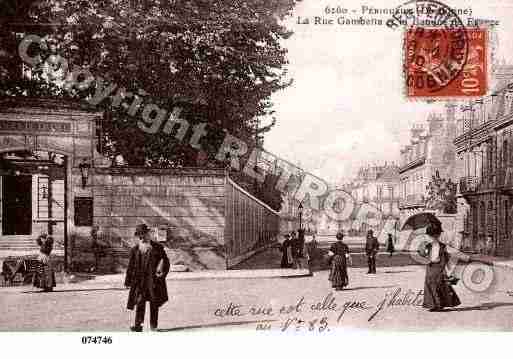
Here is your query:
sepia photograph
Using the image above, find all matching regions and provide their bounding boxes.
[1,0,513,348]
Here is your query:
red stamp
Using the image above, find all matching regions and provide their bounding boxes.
[405,27,488,98]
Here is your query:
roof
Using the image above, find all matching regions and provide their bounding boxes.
[377,166,400,182]
[0,97,101,114]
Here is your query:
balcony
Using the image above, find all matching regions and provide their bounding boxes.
[459,175,496,195]
[399,194,425,209]
[399,156,426,174]
[459,176,478,193]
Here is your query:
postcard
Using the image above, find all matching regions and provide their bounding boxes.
[1,0,513,352]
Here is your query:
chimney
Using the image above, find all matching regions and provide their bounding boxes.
[410,123,424,139]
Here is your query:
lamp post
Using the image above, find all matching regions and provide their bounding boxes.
[298,202,303,230]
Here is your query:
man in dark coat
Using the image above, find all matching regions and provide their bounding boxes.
[125,224,170,332]
[365,229,379,274]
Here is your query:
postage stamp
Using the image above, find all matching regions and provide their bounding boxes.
[386,0,489,99]
[405,26,488,98]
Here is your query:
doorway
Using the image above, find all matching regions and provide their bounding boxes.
[2,175,32,235]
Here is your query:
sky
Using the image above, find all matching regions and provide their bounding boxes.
[265,0,513,184]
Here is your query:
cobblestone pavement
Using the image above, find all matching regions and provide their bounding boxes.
[2,262,513,332]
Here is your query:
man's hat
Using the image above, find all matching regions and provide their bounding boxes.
[135,223,150,236]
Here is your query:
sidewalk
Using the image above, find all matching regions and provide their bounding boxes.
[0,267,312,292]
[466,253,513,270]
[80,245,312,285]
[72,267,311,285]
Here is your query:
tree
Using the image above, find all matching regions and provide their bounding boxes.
[425,171,457,214]
[256,172,284,211]
[1,0,297,208]
[1,0,296,166]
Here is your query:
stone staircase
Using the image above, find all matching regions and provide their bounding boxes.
[0,237,38,251]
[0,236,64,253]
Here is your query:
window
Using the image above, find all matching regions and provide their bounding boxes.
[504,140,508,168]
[479,201,486,231]
[472,205,478,235]
[488,200,494,234]
[74,197,93,226]
[505,200,509,237]
[488,140,495,176]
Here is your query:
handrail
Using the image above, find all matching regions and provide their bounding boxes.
[226,176,280,216]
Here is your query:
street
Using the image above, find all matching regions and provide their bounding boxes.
[2,262,513,332]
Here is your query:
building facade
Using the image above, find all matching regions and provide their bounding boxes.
[0,98,280,270]
[455,65,513,256]
[349,163,401,219]
[399,106,458,221]
[311,163,401,236]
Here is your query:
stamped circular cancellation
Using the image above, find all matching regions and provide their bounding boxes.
[391,0,487,98]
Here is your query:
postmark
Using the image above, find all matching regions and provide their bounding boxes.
[387,0,488,99]
[405,26,487,98]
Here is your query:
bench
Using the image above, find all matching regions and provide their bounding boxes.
[1,256,40,286]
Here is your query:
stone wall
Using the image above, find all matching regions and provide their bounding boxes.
[69,168,280,271]
[70,168,228,270]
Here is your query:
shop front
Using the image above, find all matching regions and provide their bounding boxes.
[0,97,100,270]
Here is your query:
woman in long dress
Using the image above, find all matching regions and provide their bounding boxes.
[33,234,56,292]
[386,233,395,256]
[280,234,293,268]
[420,223,460,312]
[328,232,351,290]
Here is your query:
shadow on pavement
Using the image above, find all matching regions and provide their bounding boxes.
[444,302,513,312]
[22,287,126,294]
[339,285,398,291]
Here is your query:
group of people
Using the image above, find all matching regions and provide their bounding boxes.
[326,223,462,312]
[280,228,311,270]
[30,218,463,332]
[326,229,389,291]
[31,224,170,331]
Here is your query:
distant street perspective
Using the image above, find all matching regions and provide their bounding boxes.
[3,241,513,331]
[1,0,513,334]
[3,259,513,331]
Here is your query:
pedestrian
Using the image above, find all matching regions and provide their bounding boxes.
[280,234,293,268]
[298,228,306,256]
[33,233,56,292]
[419,222,461,312]
[386,233,395,257]
[302,235,314,274]
[290,231,300,268]
[91,225,108,273]
[485,235,494,255]
[125,224,170,332]
[365,229,379,274]
[328,231,351,290]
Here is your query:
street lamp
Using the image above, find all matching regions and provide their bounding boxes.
[298,201,303,230]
